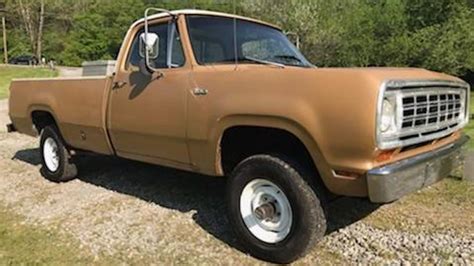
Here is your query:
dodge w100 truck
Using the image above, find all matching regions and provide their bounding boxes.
[7,9,471,263]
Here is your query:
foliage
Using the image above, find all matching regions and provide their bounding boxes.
[242,0,474,76]
[60,0,145,65]
[1,0,473,78]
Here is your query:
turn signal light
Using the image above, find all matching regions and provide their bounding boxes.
[376,150,395,162]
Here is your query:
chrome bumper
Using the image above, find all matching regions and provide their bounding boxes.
[367,135,470,203]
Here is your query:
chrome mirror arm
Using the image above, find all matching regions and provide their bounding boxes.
[143,7,175,78]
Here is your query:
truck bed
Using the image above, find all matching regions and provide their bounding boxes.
[9,76,114,155]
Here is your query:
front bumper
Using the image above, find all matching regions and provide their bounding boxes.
[367,135,470,203]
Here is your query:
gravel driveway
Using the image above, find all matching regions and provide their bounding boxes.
[0,99,473,264]
[0,100,9,131]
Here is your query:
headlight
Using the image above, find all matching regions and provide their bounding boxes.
[380,98,396,133]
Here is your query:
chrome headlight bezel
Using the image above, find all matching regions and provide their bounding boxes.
[376,83,403,149]
[379,97,397,134]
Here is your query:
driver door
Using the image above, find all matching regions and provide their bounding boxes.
[108,18,192,167]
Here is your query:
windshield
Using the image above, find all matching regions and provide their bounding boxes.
[186,15,312,68]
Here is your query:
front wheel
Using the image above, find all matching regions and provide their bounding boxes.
[227,155,327,263]
[39,126,78,182]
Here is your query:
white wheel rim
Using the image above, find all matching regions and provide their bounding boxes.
[43,137,60,172]
[240,179,293,243]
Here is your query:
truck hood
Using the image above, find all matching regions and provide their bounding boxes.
[240,65,467,97]
[305,67,464,87]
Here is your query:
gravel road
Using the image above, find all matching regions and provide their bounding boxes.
[0,100,8,131]
[0,99,473,264]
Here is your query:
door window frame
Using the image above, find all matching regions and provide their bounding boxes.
[119,17,188,73]
[125,19,185,71]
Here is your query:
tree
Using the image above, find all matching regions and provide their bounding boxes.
[62,0,146,65]
[241,0,474,76]
[15,0,45,60]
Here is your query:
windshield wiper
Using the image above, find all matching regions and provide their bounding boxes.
[272,55,304,64]
[210,57,285,68]
[242,56,285,68]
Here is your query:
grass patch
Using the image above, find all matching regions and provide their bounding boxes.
[0,66,58,99]
[471,91,474,115]
[365,178,474,234]
[0,207,96,265]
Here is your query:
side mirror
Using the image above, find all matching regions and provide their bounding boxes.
[139,32,159,59]
[138,32,159,75]
[139,8,173,78]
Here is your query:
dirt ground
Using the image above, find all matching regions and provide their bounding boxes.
[0,100,473,264]
[0,101,8,131]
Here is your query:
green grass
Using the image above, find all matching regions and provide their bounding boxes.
[0,208,95,265]
[0,66,58,99]
[471,91,474,114]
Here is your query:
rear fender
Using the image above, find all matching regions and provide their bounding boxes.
[27,105,61,136]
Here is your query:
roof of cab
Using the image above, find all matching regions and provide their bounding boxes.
[133,9,281,30]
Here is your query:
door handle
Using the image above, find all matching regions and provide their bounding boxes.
[193,88,208,96]
[113,81,127,90]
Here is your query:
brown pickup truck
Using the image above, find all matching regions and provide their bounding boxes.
[7,9,471,263]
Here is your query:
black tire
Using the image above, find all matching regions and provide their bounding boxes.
[227,155,327,263]
[39,125,78,182]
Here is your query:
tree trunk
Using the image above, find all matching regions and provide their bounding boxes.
[17,0,45,62]
[36,0,44,61]
[18,0,36,55]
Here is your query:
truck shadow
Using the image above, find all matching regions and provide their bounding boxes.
[13,148,380,252]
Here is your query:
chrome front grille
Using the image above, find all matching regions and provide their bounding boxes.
[400,90,463,130]
[377,80,470,149]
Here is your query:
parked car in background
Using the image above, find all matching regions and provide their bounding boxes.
[7,9,471,263]
[9,55,38,65]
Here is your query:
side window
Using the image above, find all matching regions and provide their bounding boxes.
[127,21,185,70]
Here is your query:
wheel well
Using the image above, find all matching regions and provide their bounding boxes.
[31,111,57,133]
[220,126,320,178]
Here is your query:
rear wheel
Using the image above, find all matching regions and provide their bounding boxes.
[39,126,77,182]
[227,155,327,263]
